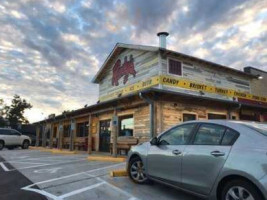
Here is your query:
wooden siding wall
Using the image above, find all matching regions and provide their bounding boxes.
[158,101,239,133]
[99,49,159,98]
[161,55,252,93]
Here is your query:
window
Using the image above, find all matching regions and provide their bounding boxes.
[76,122,88,137]
[221,129,239,145]
[63,125,71,137]
[159,124,196,145]
[0,129,10,135]
[11,130,21,136]
[168,59,182,76]
[208,113,227,119]
[183,113,196,122]
[194,124,226,145]
[119,115,134,137]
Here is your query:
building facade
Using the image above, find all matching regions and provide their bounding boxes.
[36,36,267,155]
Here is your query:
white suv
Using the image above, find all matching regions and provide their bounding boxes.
[0,128,31,150]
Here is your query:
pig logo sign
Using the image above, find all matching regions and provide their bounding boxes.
[112,55,137,86]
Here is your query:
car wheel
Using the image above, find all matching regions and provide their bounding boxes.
[22,140,29,149]
[128,157,148,184]
[221,179,262,200]
[0,141,4,150]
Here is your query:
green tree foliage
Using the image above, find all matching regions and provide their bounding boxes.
[4,95,32,126]
[0,99,7,127]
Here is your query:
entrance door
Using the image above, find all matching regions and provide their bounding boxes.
[99,120,111,152]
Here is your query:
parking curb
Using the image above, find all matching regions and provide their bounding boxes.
[88,156,126,162]
[51,150,77,154]
[110,169,128,177]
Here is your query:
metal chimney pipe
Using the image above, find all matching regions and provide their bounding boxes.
[157,32,169,49]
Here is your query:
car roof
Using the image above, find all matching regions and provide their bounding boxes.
[181,120,263,131]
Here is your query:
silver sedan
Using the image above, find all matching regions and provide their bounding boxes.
[127,120,267,200]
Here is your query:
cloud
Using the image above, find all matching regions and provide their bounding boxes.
[0,0,266,123]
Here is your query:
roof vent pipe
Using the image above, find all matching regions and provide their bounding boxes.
[157,32,169,49]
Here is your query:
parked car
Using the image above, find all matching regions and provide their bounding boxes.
[127,120,267,200]
[0,128,31,150]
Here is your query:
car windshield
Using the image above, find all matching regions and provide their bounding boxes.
[238,122,267,136]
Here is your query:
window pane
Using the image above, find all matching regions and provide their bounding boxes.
[194,124,225,145]
[119,116,133,136]
[183,114,196,122]
[222,129,238,145]
[208,113,227,119]
[169,59,182,76]
[159,124,195,145]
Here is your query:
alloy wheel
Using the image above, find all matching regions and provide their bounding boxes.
[226,186,255,200]
[130,160,147,183]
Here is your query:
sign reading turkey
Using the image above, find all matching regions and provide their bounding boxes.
[112,55,137,86]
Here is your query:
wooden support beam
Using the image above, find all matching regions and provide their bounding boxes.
[112,109,118,157]
[87,114,92,154]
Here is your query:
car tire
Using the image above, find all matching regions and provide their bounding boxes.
[22,140,29,149]
[128,157,149,184]
[220,179,262,200]
[0,141,4,150]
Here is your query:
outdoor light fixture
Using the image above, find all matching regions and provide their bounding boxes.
[257,75,263,80]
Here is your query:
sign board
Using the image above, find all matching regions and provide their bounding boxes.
[99,75,267,105]
[71,120,75,131]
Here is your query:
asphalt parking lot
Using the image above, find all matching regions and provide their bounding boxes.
[0,149,198,200]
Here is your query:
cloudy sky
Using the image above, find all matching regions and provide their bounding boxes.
[0,0,266,123]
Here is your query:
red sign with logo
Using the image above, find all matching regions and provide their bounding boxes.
[112,55,136,86]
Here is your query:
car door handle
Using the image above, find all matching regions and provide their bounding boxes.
[172,150,182,155]
[211,151,225,157]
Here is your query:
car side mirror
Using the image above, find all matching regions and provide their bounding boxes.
[150,137,159,146]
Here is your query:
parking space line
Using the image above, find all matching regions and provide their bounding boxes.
[87,174,140,200]
[0,162,9,171]
[8,161,46,165]
[7,159,87,171]
[58,182,106,199]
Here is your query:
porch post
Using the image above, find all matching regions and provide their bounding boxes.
[59,122,63,150]
[49,123,53,149]
[42,124,46,147]
[70,119,75,151]
[112,109,118,157]
[88,114,92,154]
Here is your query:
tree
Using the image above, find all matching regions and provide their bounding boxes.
[0,99,7,127]
[5,95,32,126]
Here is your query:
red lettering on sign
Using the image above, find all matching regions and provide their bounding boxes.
[112,55,136,86]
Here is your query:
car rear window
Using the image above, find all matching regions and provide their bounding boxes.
[242,122,267,136]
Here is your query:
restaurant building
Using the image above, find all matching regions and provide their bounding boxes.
[35,33,267,155]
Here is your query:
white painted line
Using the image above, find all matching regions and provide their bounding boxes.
[87,174,140,200]
[21,163,126,200]
[26,163,124,186]
[8,159,87,171]
[58,182,105,199]
[8,161,46,165]
[0,162,9,171]
[22,186,61,200]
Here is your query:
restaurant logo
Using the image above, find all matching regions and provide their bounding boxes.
[112,55,136,86]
